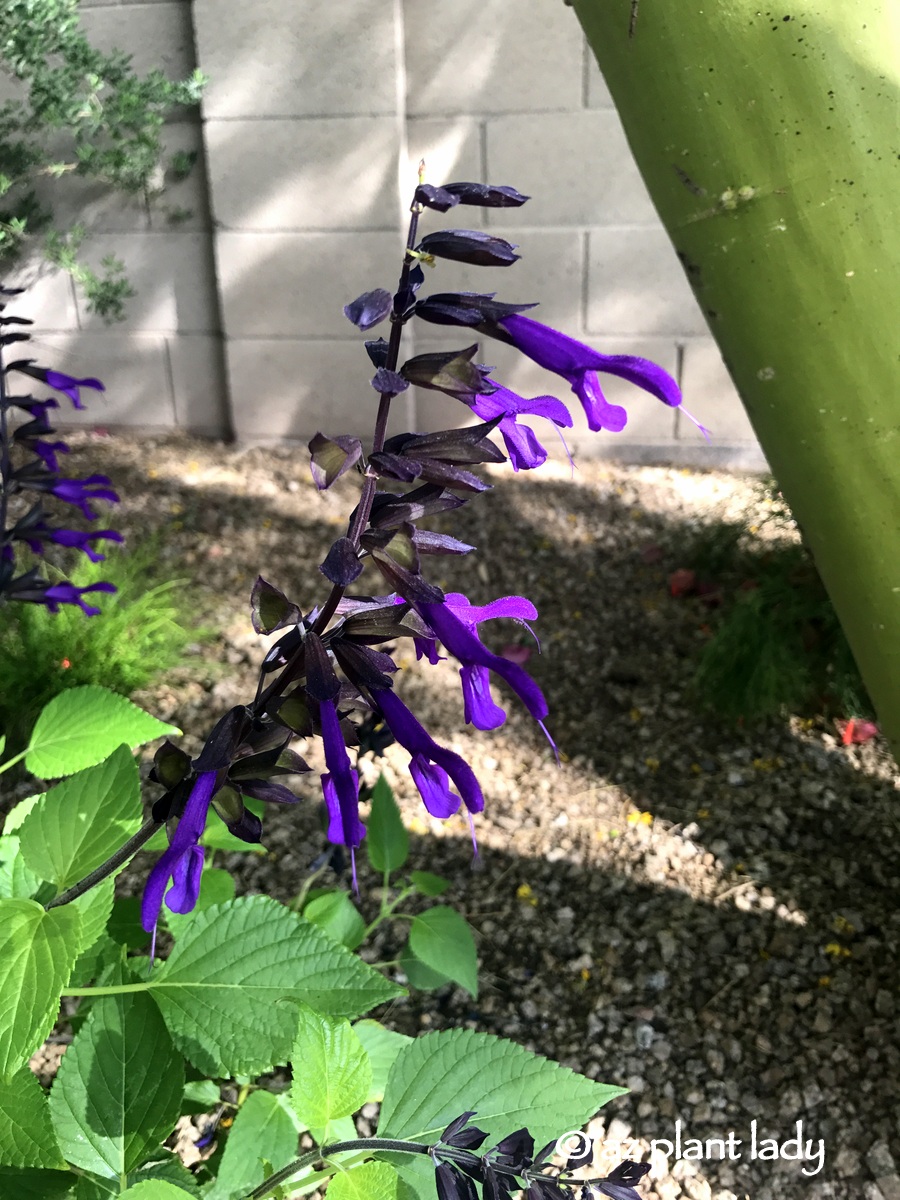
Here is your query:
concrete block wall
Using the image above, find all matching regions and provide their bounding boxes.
[9,0,765,468]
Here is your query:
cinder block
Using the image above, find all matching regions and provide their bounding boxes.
[406,117,486,227]
[2,267,79,331]
[678,338,760,445]
[587,228,710,337]
[404,0,585,115]
[193,0,398,119]
[486,112,658,227]
[215,231,404,338]
[33,333,177,429]
[167,334,229,435]
[80,3,196,80]
[74,233,219,333]
[204,118,399,231]
[411,335,681,457]
[148,121,213,233]
[226,339,415,442]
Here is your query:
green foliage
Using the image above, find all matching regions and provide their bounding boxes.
[0,546,192,755]
[0,0,205,319]
[365,774,409,873]
[0,1066,66,1168]
[683,484,871,721]
[408,907,478,998]
[289,1004,371,1138]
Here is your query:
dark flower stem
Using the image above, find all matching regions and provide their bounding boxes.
[245,1137,431,1200]
[44,817,162,909]
[0,342,11,549]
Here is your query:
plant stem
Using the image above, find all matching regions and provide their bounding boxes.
[245,1137,431,1200]
[61,981,151,997]
[45,816,162,909]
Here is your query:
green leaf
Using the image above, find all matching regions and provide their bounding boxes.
[407,908,478,997]
[398,946,451,992]
[365,775,408,874]
[107,897,149,951]
[303,891,365,950]
[49,972,184,1178]
[118,1182,197,1199]
[2,795,42,834]
[181,1078,220,1114]
[199,822,266,855]
[165,868,235,939]
[0,835,43,900]
[289,1004,371,1136]
[128,1154,202,1196]
[327,1161,400,1200]
[0,1167,74,1200]
[205,1090,301,1200]
[26,687,179,778]
[378,1028,627,1150]
[18,746,141,889]
[71,878,116,958]
[0,899,81,1081]
[352,1021,413,1103]
[408,872,450,897]
[0,1066,66,1168]
[149,897,402,1077]
[67,935,122,993]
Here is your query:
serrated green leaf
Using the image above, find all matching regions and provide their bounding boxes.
[199,822,266,855]
[118,1182,197,1198]
[352,1021,413,1103]
[165,868,235,940]
[378,1029,628,1153]
[328,1161,400,1200]
[398,946,451,992]
[0,835,43,900]
[303,891,365,950]
[366,776,408,874]
[290,1004,371,1137]
[127,1155,201,1197]
[408,872,450,897]
[2,795,43,834]
[71,879,115,957]
[408,908,477,997]
[107,897,149,951]
[18,747,141,889]
[49,971,184,1178]
[148,897,402,1077]
[0,1066,66,1168]
[0,899,81,1081]
[0,1166,74,1199]
[67,935,122,993]
[181,1078,220,1114]
[26,687,179,778]
[205,1090,301,1200]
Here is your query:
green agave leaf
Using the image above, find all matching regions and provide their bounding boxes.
[0,1066,66,1168]
[303,890,365,950]
[327,1160,400,1200]
[289,1004,371,1137]
[352,1020,413,1103]
[407,908,478,997]
[49,969,184,1178]
[148,896,402,1077]
[18,746,141,889]
[378,1028,627,1148]
[0,1166,74,1199]
[0,899,81,1081]
[366,775,408,874]
[26,686,179,778]
[205,1090,301,1200]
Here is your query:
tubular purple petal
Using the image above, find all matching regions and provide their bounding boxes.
[42,581,116,616]
[319,699,365,847]
[460,664,507,730]
[140,771,218,931]
[375,687,484,816]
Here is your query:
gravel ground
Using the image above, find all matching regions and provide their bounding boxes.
[22,433,900,1200]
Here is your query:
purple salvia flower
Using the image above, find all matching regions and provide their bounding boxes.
[31,438,70,472]
[8,361,104,410]
[375,687,484,821]
[23,526,123,562]
[51,474,119,520]
[141,770,218,932]
[465,383,572,471]
[493,313,707,436]
[416,593,550,740]
[319,697,365,857]
[41,581,116,616]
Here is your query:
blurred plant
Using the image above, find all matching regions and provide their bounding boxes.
[0,0,205,319]
[0,541,194,750]
[675,480,871,721]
